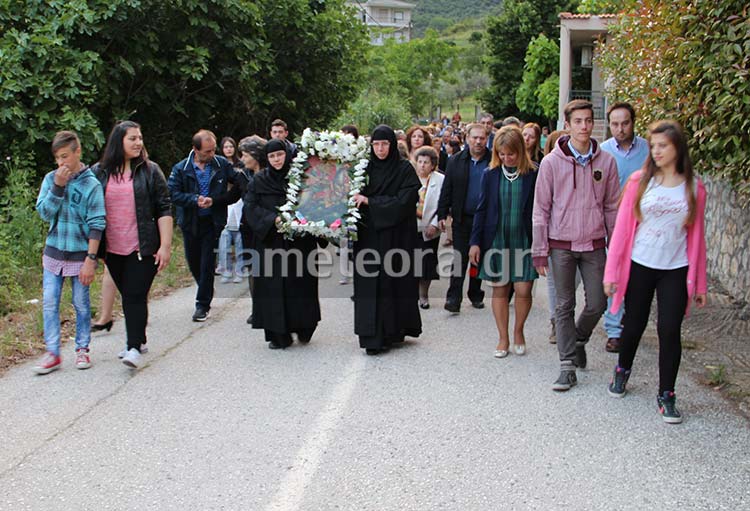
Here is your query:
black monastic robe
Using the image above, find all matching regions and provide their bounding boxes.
[244,166,321,343]
[354,128,423,349]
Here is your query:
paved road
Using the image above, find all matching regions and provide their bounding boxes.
[1,252,748,510]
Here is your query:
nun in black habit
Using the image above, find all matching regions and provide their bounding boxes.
[243,139,322,349]
[352,125,423,355]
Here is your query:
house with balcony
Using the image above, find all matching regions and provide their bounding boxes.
[349,0,415,45]
[557,13,617,141]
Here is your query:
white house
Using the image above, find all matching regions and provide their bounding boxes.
[348,0,416,45]
[557,12,617,140]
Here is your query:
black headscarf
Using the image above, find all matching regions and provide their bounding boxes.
[253,139,291,196]
[367,125,407,195]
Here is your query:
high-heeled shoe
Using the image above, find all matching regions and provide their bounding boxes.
[91,320,113,332]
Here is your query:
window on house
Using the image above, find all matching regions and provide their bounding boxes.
[394,11,404,22]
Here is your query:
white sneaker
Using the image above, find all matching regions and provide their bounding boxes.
[232,275,243,283]
[118,346,148,359]
[122,348,143,369]
[220,275,231,284]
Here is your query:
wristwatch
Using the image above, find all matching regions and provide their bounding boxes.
[86,253,97,261]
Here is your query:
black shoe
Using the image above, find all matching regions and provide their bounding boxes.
[192,308,210,322]
[268,341,286,350]
[605,337,621,353]
[575,342,587,369]
[419,300,430,310]
[657,391,683,424]
[246,314,253,324]
[608,365,631,397]
[444,301,460,314]
[297,334,312,344]
[91,320,113,332]
[552,369,577,391]
[365,348,381,356]
[471,300,485,309]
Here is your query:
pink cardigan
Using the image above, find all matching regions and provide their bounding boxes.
[603,170,707,315]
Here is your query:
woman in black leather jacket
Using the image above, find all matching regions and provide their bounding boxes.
[92,120,173,369]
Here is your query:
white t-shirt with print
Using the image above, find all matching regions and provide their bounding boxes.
[631,178,689,270]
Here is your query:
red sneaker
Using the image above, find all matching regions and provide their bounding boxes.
[33,352,61,375]
[75,349,92,370]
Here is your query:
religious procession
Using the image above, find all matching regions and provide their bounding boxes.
[34,98,706,426]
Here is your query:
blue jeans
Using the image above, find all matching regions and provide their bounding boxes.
[604,297,624,338]
[218,228,244,277]
[42,268,91,356]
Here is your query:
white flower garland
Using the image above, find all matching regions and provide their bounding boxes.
[277,128,369,241]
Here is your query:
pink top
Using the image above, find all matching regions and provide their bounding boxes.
[603,170,707,316]
[531,136,620,266]
[105,175,139,255]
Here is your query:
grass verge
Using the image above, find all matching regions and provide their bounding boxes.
[0,232,193,374]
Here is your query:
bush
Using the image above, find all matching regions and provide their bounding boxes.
[0,154,47,314]
[334,90,412,135]
[597,0,750,195]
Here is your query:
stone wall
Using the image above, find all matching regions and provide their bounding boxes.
[702,174,750,305]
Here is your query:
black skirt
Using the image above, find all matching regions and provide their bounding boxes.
[415,231,440,281]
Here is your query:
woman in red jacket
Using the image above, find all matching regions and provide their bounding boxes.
[603,120,707,424]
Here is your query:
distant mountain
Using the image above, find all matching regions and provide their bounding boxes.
[411,0,503,35]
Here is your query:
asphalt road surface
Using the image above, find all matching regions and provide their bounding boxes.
[1,255,748,510]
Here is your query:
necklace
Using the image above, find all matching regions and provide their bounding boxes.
[502,165,519,182]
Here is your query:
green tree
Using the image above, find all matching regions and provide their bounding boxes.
[481,0,578,118]
[577,0,627,13]
[334,90,412,135]
[598,0,750,193]
[0,0,368,175]
[351,30,458,120]
[515,34,559,118]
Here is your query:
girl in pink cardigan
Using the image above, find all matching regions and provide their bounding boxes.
[603,120,707,424]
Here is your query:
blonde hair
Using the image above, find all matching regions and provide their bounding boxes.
[490,126,533,175]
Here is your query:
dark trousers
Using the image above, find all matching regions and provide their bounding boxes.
[618,262,688,394]
[550,248,608,365]
[106,252,158,351]
[446,215,484,305]
[183,217,218,310]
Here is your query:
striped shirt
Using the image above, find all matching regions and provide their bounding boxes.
[105,174,140,255]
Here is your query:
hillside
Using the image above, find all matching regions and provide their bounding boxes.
[412,0,503,35]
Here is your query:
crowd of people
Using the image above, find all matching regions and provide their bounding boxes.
[33,99,707,425]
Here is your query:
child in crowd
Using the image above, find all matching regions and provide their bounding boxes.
[218,196,246,283]
[34,131,106,374]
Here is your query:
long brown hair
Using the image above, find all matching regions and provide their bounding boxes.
[522,122,543,163]
[634,120,696,225]
[490,126,533,175]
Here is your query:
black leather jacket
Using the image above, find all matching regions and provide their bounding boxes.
[92,159,172,258]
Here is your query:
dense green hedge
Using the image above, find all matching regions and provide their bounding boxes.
[0,0,368,180]
[598,0,750,194]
